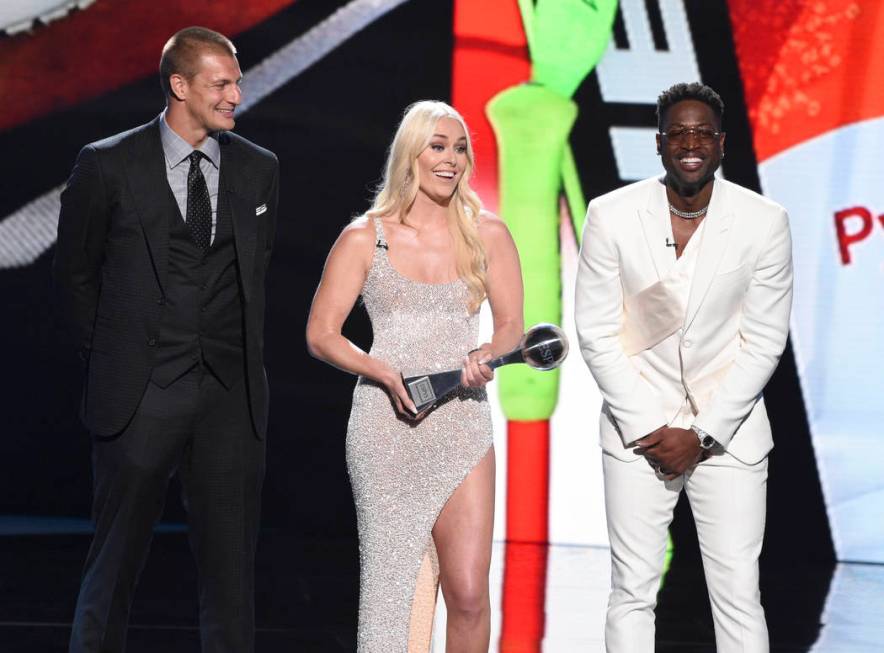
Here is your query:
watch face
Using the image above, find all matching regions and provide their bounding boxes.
[701,436,715,449]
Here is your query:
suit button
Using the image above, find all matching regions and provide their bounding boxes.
[156,297,165,305]
[683,339,692,348]
[147,337,157,346]
[201,306,207,312]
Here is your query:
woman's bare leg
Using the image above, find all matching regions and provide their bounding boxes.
[432,448,495,652]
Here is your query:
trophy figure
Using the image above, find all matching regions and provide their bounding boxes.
[402,323,569,414]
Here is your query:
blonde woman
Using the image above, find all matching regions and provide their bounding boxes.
[306,101,523,652]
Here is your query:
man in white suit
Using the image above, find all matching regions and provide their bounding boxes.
[576,82,793,652]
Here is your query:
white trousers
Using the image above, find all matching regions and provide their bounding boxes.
[603,451,769,652]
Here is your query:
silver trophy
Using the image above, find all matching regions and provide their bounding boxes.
[402,323,569,414]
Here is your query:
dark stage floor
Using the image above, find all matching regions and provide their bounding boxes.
[1,519,881,652]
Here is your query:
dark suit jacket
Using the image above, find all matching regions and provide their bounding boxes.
[53,115,279,438]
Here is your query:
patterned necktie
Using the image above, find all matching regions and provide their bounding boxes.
[186,150,212,249]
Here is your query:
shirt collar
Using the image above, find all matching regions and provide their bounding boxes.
[159,110,221,170]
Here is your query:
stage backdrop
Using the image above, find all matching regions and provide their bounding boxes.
[1,0,881,565]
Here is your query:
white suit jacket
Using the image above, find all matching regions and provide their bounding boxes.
[575,176,793,464]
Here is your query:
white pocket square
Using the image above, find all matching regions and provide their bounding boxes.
[255,204,267,216]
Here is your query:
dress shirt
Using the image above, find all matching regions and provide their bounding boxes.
[662,219,707,428]
[159,110,221,244]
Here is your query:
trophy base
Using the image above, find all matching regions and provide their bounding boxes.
[401,369,462,414]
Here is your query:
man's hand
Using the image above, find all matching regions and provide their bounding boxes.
[634,427,707,480]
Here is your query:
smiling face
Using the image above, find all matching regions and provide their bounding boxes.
[656,99,725,197]
[415,117,469,206]
[172,51,242,140]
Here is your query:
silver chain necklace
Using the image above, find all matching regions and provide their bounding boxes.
[669,203,708,219]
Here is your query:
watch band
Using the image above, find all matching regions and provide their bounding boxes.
[691,425,716,450]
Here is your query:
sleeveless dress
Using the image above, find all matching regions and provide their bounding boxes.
[346,218,494,652]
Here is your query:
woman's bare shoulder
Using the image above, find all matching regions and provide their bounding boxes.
[337,215,377,248]
[477,210,513,244]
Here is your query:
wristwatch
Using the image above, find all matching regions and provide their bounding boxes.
[691,425,716,450]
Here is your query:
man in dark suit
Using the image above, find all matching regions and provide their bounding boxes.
[54,26,279,653]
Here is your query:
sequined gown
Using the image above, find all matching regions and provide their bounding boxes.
[346,218,493,652]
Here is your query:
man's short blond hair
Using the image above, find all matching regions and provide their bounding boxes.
[159,26,237,98]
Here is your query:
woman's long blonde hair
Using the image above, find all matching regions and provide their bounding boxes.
[366,100,487,313]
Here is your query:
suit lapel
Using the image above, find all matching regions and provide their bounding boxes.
[123,116,176,294]
[684,179,735,330]
[219,137,257,304]
[639,178,675,282]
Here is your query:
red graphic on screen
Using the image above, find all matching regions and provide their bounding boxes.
[729,0,884,161]
[0,0,295,133]
[452,0,529,213]
[453,3,548,649]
